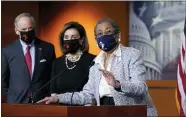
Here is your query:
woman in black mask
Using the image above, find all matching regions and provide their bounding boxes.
[49,22,95,104]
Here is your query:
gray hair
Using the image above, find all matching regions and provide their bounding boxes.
[14,13,35,27]
[94,18,120,35]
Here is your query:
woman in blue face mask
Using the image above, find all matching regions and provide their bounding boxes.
[37,18,158,116]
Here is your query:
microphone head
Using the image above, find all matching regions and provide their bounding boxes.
[2,87,9,95]
[89,61,95,68]
[2,87,8,92]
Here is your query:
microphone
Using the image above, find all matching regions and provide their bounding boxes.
[31,67,68,104]
[70,61,95,106]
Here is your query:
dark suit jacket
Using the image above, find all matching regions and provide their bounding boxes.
[1,38,56,103]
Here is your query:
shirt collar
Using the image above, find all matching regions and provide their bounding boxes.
[112,44,121,57]
[19,39,35,52]
[19,39,35,47]
[94,44,121,64]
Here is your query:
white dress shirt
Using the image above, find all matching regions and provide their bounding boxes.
[20,39,35,78]
[94,44,121,98]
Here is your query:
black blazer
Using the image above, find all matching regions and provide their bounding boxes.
[1,38,56,103]
[50,52,95,94]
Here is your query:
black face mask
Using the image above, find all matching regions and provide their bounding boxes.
[63,39,80,54]
[19,29,35,44]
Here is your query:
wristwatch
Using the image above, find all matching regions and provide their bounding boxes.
[114,80,122,92]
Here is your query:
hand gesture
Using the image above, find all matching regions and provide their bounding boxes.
[37,96,59,104]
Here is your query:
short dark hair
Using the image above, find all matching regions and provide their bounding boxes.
[94,18,120,35]
[59,21,89,54]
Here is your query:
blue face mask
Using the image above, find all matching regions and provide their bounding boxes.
[96,34,118,52]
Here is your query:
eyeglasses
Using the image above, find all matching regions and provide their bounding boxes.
[95,30,115,38]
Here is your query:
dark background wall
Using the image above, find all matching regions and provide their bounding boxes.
[1,1,129,56]
[2,1,39,46]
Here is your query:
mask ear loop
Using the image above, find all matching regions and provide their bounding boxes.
[79,38,85,52]
[80,38,84,46]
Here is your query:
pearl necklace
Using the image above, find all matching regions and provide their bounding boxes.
[65,50,83,69]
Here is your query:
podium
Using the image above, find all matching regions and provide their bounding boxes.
[2,103,147,117]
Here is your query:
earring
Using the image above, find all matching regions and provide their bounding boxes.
[118,38,121,42]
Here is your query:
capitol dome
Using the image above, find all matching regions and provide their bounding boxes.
[129,4,151,42]
[129,2,162,80]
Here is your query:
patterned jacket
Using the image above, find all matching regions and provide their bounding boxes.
[57,44,158,116]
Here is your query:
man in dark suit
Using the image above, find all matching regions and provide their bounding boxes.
[1,13,56,103]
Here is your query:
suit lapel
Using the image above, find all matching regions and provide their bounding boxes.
[32,39,41,82]
[15,40,31,82]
